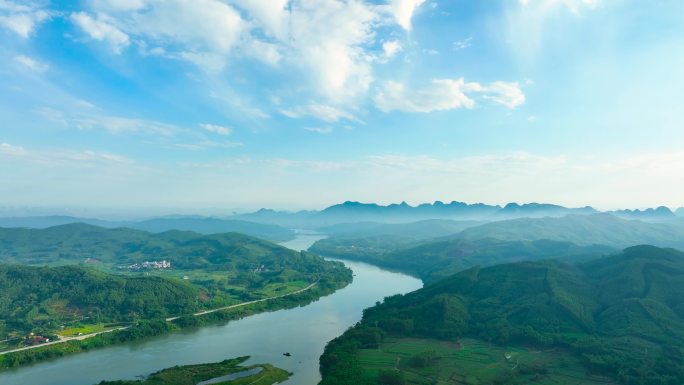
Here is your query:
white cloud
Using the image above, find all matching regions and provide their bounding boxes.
[304,127,333,134]
[230,0,289,39]
[77,0,244,68]
[390,0,426,30]
[125,0,244,53]
[374,78,525,113]
[175,51,227,73]
[14,55,49,72]
[200,123,232,136]
[374,79,476,113]
[382,40,402,59]
[473,81,526,109]
[0,1,50,38]
[285,0,378,100]
[281,104,362,123]
[71,12,130,54]
[91,0,146,12]
[78,0,426,100]
[244,40,282,66]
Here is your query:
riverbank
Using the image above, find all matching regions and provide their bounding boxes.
[0,281,320,357]
[0,326,130,356]
[0,234,422,385]
[0,274,350,372]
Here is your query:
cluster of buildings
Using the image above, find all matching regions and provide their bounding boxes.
[119,260,172,270]
[26,333,51,345]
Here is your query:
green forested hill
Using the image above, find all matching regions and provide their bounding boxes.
[318,219,482,239]
[0,216,295,242]
[320,246,684,385]
[313,236,613,282]
[0,223,296,267]
[0,224,352,340]
[458,214,684,248]
[0,264,199,336]
[311,214,684,282]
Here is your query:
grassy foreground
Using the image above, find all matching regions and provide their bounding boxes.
[356,338,617,385]
[95,356,290,385]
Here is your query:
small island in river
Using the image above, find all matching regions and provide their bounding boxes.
[95,356,290,385]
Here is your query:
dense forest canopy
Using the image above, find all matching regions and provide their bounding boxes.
[320,246,684,385]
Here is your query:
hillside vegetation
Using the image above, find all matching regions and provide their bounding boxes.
[311,214,684,282]
[0,216,295,242]
[320,246,684,385]
[0,264,198,337]
[458,214,684,248]
[0,224,352,341]
[313,235,613,283]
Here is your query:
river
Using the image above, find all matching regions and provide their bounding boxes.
[0,233,423,385]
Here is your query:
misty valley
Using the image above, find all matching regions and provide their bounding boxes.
[1,202,684,384]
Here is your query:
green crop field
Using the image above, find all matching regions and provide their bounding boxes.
[357,338,617,385]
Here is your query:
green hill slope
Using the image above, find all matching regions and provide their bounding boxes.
[313,236,612,283]
[0,264,199,335]
[0,216,295,242]
[320,246,684,385]
[0,224,352,340]
[459,214,684,248]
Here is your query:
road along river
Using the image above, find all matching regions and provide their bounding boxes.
[0,233,422,385]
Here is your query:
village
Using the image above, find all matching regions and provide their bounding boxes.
[118,260,172,271]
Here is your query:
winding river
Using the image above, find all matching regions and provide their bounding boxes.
[0,233,422,385]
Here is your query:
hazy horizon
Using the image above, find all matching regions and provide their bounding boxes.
[0,199,681,220]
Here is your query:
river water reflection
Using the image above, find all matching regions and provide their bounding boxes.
[0,233,422,385]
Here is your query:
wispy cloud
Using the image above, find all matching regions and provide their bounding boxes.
[281,104,362,123]
[14,55,49,72]
[70,12,130,54]
[200,123,232,136]
[453,36,473,50]
[0,141,132,166]
[0,1,50,38]
[0,142,27,156]
[374,78,525,113]
[174,140,243,151]
[36,107,244,152]
[304,126,333,134]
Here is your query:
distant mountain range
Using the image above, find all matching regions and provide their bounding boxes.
[1,202,681,234]
[233,200,681,228]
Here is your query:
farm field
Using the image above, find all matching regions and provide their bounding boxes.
[357,338,618,385]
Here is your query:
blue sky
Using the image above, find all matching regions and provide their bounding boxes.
[1,0,684,215]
